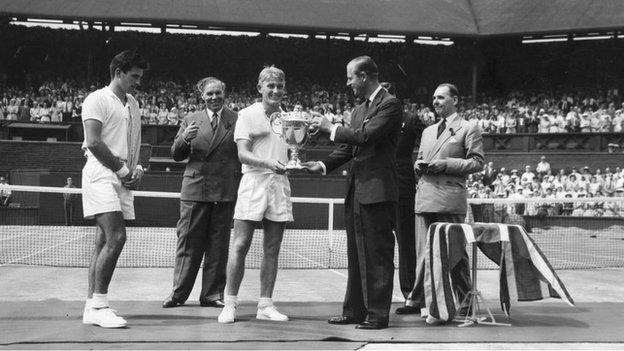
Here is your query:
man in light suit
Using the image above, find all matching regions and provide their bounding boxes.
[163,77,241,308]
[306,56,402,329]
[404,83,484,322]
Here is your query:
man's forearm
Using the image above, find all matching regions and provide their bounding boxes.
[239,151,269,168]
[87,141,129,176]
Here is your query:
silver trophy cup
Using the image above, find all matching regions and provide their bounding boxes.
[270,111,317,170]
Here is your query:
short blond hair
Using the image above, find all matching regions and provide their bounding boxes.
[258,66,285,85]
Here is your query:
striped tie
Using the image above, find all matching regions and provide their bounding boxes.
[211,113,218,132]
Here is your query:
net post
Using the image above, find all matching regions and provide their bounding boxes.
[328,201,335,252]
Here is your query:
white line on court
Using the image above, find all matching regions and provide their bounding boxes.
[279,237,405,301]
[2,233,88,266]
[361,343,624,350]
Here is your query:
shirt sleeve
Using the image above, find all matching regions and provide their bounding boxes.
[81,93,106,123]
[233,110,251,141]
[329,124,339,141]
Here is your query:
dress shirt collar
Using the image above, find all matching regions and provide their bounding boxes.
[207,107,223,120]
[444,112,459,124]
[367,85,383,106]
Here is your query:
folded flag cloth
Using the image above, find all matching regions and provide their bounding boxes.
[424,222,574,322]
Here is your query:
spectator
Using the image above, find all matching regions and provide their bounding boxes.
[167,107,179,125]
[565,108,580,132]
[537,110,550,133]
[505,112,517,133]
[63,177,78,226]
[5,98,19,120]
[0,176,11,206]
[561,193,574,215]
[536,155,551,180]
[508,186,526,215]
[579,112,591,132]
[482,161,498,189]
[157,102,169,125]
[18,100,30,121]
[521,165,536,185]
[590,112,603,132]
[493,192,509,223]
[613,110,623,132]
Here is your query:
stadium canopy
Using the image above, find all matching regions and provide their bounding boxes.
[1,0,624,38]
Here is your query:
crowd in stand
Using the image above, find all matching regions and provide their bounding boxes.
[3,80,624,136]
[463,89,624,134]
[0,79,361,127]
[468,156,624,220]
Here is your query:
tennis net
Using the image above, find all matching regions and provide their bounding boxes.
[1,185,624,269]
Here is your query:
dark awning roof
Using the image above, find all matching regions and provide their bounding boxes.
[1,0,623,37]
[473,0,624,36]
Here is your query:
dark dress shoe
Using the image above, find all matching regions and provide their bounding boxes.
[395,306,420,315]
[356,321,388,330]
[327,316,362,325]
[162,297,184,308]
[200,299,225,308]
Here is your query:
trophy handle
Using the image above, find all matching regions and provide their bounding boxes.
[308,125,319,136]
[269,112,283,135]
[300,111,319,136]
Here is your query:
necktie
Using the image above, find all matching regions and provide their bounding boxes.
[437,118,446,139]
[211,113,218,132]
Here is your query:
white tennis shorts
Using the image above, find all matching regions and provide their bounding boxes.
[81,156,135,220]
[234,172,293,222]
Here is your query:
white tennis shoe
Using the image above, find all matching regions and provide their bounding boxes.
[218,305,236,324]
[83,307,127,328]
[256,305,289,322]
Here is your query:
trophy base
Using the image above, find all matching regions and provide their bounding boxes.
[284,160,307,174]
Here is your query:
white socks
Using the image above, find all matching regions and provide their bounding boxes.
[91,293,109,309]
[218,295,238,324]
[224,295,238,307]
[258,297,273,309]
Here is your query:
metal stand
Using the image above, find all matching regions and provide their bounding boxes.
[456,243,511,327]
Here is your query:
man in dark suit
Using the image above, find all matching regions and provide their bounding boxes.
[482,161,498,190]
[306,56,402,329]
[163,77,241,308]
[385,87,423,315]
[63,177,78,226]
[405,83,484,324]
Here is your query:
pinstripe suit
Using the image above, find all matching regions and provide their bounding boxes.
[168,107,241,304]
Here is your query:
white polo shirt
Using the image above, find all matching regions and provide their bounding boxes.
[81,86,140,160]
[234,102,288,174]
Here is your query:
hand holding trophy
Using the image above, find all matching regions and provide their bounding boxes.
[270,110,318,171]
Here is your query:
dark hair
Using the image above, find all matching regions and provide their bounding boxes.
[437,83,459,98]
[109,50,149,79]
[351,56,378,77]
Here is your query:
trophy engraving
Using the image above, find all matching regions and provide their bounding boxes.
[270,111,317,170]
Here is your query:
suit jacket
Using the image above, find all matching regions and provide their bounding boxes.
[482,167,498,187]
[171,107,241,202]
[322,88,402,204]
[396,111,422,198]
[414,114,484,214]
